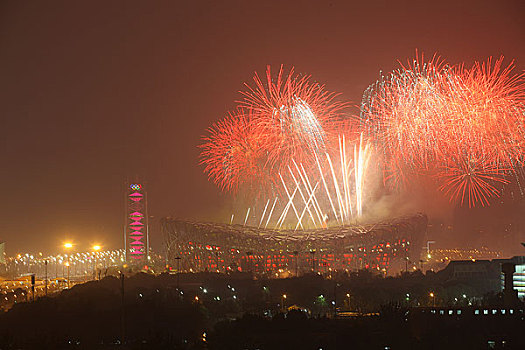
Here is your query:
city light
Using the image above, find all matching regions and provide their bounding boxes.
[430,292,436,307]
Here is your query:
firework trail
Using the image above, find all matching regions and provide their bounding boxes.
[273,134,371,229]
[355,133,372,217]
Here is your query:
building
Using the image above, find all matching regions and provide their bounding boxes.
[439,256,525,300]
[161,213,427,276]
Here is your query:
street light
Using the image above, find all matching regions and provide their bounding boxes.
[174,256,182,289]
[310,250,316,273]
[93,245,101,280]
[281,294,287,313]
[44,260,48,296]
[429,292,435,307]
[425,241,435,261]
[63,242,73,288]
[65,261,70,289]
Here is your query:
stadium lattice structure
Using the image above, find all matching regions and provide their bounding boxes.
[161,213,427,276]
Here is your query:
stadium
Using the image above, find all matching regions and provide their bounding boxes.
[161,213,428,276]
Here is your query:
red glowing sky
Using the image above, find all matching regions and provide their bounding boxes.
[1,0,524,254]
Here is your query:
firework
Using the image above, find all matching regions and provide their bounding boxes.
[436,155,510,207]
[200,64,366,228]
[199,110,272,193]
[239,65,349,173]
[273,133,371,229]
[201,66,351,198]
[361,54,450,179]
[202,54,525,229]
[361,54,525,206]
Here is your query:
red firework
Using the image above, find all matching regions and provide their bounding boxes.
[361,54,525,206]
[201,66,352,196]
[201,57,524,208]
[450,57,525,168]
[435,155,509,207]
[239,65,350,172]
[199,110,273,193]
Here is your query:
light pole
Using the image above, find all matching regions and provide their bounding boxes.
[63,242,73,289]
[430,292,435,307]
[281,294,287,313]
[425,241,435,260]
[44,260,48,296]
[65,261,70,289]
[174,256,181,289]
[93,245,101,280]
[310,250,316,273]
[333,283,340,317]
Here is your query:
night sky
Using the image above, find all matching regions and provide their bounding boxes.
[1,0,524,254]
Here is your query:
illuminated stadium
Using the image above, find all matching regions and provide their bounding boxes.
[161,213,427,276]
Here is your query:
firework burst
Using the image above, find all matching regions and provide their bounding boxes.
[239,65,350,172]
[201,66,352,199]
[361,54,525,206]
[435,155,510,207]
[199,110,273,193]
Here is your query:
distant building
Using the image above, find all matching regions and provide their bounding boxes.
[439,259,501,294]
[440,256,525,299]
[495,256,525,299]
[514,261,525,298]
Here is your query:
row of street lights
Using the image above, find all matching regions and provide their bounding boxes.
[62,242,103,288]
[63,242,101,252]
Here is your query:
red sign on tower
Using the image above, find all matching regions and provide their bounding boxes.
[125,183,149,262]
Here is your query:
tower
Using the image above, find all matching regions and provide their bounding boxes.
[124,182,149,264]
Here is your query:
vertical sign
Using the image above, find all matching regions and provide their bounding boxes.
[126,183,148,261]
